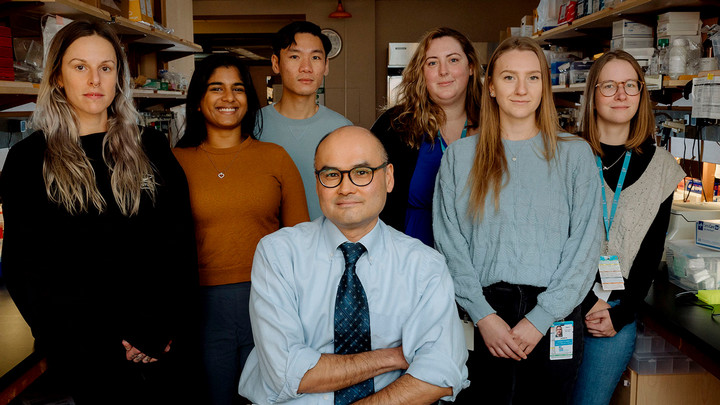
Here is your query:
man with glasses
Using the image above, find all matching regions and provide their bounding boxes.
[239,126,468,404]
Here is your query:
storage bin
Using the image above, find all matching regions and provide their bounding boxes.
[665,240,720,290]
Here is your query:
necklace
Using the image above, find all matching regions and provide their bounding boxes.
[504,138,532,162]
[200,144,243,179]
[602,150,627,171]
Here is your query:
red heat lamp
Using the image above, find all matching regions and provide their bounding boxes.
[329,0,352,19]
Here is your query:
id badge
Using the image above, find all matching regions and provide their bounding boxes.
[599,255,625,291]
[549,321,573,360]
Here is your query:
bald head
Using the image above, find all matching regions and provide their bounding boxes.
[313,125,394,242]
[314,126,388,167]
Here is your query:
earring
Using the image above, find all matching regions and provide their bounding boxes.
[490,92,495,97]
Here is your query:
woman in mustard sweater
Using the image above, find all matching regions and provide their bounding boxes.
[174,54,309,405]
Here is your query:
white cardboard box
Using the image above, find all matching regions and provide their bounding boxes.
[696,219,720,250]
[613,19,653,37]
[611,36,654,50]
[658,11,700,23]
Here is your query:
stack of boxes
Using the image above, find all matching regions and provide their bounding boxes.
[611,19,655,71]
[611,19,654,50]
[0,26,13,82]
[631,325,705,375]
[657,11,702,47]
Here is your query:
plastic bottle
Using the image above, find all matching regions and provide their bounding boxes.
[668,38,689,80]
[656,38,670,76]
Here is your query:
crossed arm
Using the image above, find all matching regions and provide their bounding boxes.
[298,347,451,404]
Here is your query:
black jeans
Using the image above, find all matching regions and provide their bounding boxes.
[454,282,584,405]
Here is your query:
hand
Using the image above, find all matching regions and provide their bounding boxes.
[585,309,617,337]
[510,318,543,356]
[122,340,171,363]
[588,298,611,315]
[476,314,526,361]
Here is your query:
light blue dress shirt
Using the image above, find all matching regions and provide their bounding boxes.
[239,217,469,404]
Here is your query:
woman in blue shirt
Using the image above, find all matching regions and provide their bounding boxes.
[370,27,482,246]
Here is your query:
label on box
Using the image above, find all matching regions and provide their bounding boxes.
[696,220,720,251]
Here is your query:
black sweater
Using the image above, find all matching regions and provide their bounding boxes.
[0,129,198,361]
[580,138,673,330]
[370,107,421,233]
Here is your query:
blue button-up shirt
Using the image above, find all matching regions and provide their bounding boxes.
[239,217,469,404]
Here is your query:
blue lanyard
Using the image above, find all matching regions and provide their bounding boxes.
[595,151,631,242]
[439,120,468,153]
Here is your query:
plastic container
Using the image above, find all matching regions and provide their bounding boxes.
[668,38,689,79]
[665,240,720,290]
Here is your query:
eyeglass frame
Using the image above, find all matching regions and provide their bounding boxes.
[315,162,389,188]
[595,79,644,97]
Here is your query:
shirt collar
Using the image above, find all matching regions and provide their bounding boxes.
[320,217,384,264]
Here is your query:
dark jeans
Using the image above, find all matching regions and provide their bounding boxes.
[454,282,584,405]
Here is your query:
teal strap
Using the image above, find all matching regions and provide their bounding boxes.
[595,151,631,242]
[439,120,468,153]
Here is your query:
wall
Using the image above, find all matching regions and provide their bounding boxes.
[165,0,195,80]
[192,0,539,127]
[374,0,538,114]
[193,0,377,128]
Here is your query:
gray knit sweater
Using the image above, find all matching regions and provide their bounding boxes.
[433,133,603,334]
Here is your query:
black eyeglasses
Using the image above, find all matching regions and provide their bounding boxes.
[595,79,643,97]
[315,163,388,188]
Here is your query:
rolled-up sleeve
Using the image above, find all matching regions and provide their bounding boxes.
[402,255,469,401]
[242,238,322,403]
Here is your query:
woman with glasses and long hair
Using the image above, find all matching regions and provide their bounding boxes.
[571,51,684,405]
[370,27,482,247]
[0,21,198,404]
[174,54,309,405]
[433,37,602,404]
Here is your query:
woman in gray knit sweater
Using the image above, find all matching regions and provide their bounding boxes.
[433,37,603,404]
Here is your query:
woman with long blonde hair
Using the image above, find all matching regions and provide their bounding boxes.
[371,27,482,246]
[571,51,684,405]
[433,37,602,404]
[0,21,197,404]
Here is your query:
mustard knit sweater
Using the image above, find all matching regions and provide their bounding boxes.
[174,137,309,285]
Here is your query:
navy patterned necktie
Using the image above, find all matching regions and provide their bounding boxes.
[334,242,374,405]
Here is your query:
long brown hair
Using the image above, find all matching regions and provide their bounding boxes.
[468,37,560,220]
[579,50,654,157]
[392,27,483,148]
[32,20,155,216]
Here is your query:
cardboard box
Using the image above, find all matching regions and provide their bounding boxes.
[611,36,654,50]
[697,220,720,251]
[658,11,700,23]
[612,19,653,37]
[521,15,534,26]
[657,21,701,36]
[128,0,153,24]
[507,27,522,37]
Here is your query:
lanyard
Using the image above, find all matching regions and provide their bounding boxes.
[439,120,468,153]
[595,151,631,242]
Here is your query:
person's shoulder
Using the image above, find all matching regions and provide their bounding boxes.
[10,130,46,154]
[141,127,170,151]
[383,224,446,266]
[259,220,319,249]
[317,105,352,125]
[445,135,478,160]
[557,132,593,156]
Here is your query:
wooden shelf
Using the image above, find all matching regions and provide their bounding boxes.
[534,0,720,43]
[0,81,187,100]
[552,83,587,93]
[0,0,201,60]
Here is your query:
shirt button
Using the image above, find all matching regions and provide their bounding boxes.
[323,394,329,400]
